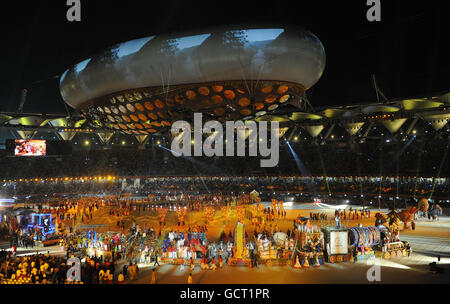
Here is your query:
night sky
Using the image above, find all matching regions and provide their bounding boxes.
[0,0,448,114]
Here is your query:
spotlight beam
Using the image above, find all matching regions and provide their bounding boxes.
[286,141,310,177]
[384,135,416,172]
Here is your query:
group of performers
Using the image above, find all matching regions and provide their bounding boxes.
[162,231,206,260]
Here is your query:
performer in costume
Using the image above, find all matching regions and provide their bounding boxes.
[190,257,195,271]
[293,254,302,269]
[210,258,216,270]
[314,254,320,267]
[303,255,310,268]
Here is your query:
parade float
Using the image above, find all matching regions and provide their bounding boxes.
[348,226,379,261]
[292,222,325,268]
[26,213,57,244]
[321,226,351,263]
[372,225,411,259]
[228,221,251,266]
[256,231,294,266]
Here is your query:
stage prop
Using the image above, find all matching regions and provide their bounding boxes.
[256,232,294,266]
[372,225,411,259]
[26,213,56,241]
[348,226,379,261]
[322,227,350,263]
[293,228,324,267]
[228,222,251,266]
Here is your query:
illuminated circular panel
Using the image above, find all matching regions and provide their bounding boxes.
[130,114,139,122]
[110,97,116,104]
[104,107,111,114]
[111,106,119,114]
[114,115,123,122]
[126,104,135,112]
[148,113,158,120]
[143,123,152,128]
[175,95,186,104]
[107,115,115,122]
[198,87,210,96]
[277,85,289,94]
[254,103,264,110]
[256,111,267,117]
[135,103,144,112]
[119,123,127,129]
[127,124,136,130]
[261,86,273,94]
[125,94,134,102]
[166,98,175,107]
[240,108,252,116]
[97,107,104,114]
[122,115,131,123]
[265,95,277,103]
[186,90,196,100]
[144,101,154,111]
[279,95,290,103]
[147,129,157,133]
[119,105,127,114]
[152,122,161,127]
[211,95,223,104]
[223,90,235,100]
[268,104,279,111]
[138,113,148,121]
[117,96,125,103]
[154,99,165,109]
[212,85,223,93]
[238,97,251,107]
[161,121,171,126]
[135,123,144,129]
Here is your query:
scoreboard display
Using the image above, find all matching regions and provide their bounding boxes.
[14,140,46,156]
[6,139,72,156]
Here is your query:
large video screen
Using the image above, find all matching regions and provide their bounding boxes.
[14,140,46,156]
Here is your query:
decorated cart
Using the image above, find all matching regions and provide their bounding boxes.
[228,221,251,266]
[26,213,56,243]
[256,232,294,266]
[348,226,379,261]
[372,225,411,259]
[292,228,325,268]
[322,227,351,263]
